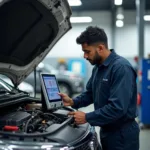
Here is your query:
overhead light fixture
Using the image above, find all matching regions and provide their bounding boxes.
[144,15,150,21]
[116,7,124,20]
[117,14,124,20]
[68,0,82,6]
[114,0,123,5]
[70,17,92,23]
[116,20,124,27]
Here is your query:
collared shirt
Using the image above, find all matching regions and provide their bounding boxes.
[73,50,137,127]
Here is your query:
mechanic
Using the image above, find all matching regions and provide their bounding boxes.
[59,26,140,150]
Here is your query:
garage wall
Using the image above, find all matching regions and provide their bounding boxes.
[47,10,150,58]
[48,11,112,58]
[115,11,150,58]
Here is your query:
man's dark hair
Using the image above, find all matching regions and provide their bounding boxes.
[76,26,108,48]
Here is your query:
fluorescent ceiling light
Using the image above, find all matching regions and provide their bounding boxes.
[144,15,150,21]
[70,17,92,23]
[68,0,82,6]
[116,20,124,27]
[116,7,124,19]
[117,14,124,20]
[114,0,123,5]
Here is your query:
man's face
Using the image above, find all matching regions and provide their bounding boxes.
[82,43,103,65]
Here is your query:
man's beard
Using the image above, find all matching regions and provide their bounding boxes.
[87,51,102,65]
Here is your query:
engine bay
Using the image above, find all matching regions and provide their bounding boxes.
[0,103,73,134]
[0,78,90,144]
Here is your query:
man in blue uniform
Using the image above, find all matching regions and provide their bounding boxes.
[59,26,140,150]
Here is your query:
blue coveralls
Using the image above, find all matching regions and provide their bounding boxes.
[73,50,140,150]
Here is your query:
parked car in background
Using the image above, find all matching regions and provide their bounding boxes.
[24,62,84,96]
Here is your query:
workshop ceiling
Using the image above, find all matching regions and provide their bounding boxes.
[71,0,150,12]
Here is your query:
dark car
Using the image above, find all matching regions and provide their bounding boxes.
[24,62,84,96]
[0,0,100,150]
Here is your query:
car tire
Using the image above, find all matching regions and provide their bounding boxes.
[58,83,72,97]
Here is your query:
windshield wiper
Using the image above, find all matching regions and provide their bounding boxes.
[0,89,13,94]
[0,89,28,96]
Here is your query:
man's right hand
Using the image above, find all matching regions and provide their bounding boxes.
[58,93,74,106]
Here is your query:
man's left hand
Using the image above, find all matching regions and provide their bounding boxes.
[68,111,87,125]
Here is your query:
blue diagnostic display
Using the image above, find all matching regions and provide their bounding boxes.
[43,76,61,101]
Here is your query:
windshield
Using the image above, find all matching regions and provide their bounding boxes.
[0,75,18,92]
[0,80,12,91]
[0,76,29,99]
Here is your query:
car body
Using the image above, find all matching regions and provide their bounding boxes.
[24,62,84,96]
[0,0,100,149]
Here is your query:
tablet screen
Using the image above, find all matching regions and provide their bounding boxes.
[42,75,61,102]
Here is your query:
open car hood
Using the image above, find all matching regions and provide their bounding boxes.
[0,0,72,86]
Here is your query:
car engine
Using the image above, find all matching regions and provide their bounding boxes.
[0,93,100,149]
[0,104,72,134]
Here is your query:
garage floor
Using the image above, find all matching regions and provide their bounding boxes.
[79,104,150,150]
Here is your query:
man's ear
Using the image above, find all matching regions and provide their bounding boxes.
[96,44,104,54]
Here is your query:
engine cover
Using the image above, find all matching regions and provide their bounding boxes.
[0,111,31,126]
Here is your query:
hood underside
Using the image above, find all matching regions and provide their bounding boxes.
[0,0,72,86]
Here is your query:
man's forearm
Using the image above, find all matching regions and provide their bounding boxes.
[72,92,93,109]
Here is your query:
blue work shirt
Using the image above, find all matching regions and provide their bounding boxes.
[73,50,137,128]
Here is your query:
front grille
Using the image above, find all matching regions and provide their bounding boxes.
[74,133,99,150]
[74,141,91,150]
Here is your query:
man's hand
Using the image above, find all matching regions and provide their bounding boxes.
[68,111,87,125]
[58,93,74,106]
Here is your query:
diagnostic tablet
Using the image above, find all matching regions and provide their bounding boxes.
[40,73,63,110]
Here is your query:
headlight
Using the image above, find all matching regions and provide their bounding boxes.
[88,129,100,150]
[88,141,95,150]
